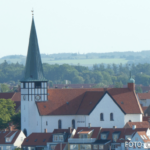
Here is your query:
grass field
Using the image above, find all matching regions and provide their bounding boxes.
[42,58,128,66]
[0,58,128,66]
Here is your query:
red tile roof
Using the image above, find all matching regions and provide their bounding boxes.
[143,116,150,122]
[124,121,150,128]
[137,93,150,100]
[137,131,150,142]
[22,133,52,146]
[0,93,14,99]
[11,92,21,101]
[98,128,149,142]
[73,127,101,138]
[0,131,21,144]
[36,88,143,115]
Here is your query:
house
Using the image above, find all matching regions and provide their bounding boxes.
[21,15,143,137]
[123,121,150,129]
[127,131,150,150]
[0,130,26,150]
[68,126,150,150]
[137,92,150,107]
[22,128,72,150]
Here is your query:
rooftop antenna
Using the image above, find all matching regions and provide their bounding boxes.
[128,64,131,78]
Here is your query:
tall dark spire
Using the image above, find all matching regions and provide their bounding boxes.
[21,17,47,82]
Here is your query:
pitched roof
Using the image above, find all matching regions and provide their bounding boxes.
[0,93,14,99]
[21,17,47,82]
[36,88,143,115]
[137,93,150,100]
[73,127,101,139]
[123,121,150,128]
[11,92,21,101]
[143,116,150,122]
[98,128,148,142]
[0,131,20,144]
[136,131,150,142]
[22,133,52,146]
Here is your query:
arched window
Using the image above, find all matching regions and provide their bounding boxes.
[23,129,27,137]
[72,119,75,129]
[100,113,104,121]
[58,120,62,129]
[110,113,114,121]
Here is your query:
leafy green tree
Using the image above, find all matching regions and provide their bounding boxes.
[135,86,143,93]
[0,84,10,92]
[0,99,15,130]
[114,81,123,88]
[72,76,84,84]
[11,111,21,130]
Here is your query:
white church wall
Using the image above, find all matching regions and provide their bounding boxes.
[89,93,125,128]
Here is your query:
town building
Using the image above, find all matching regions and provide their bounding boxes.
[21,15,143,137]
[0,130,26,150]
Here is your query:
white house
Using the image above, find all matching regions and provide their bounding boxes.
[21,15,143,137]
[0,130,26,150]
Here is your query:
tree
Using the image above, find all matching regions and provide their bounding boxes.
[0,99,15,130]
[114,81,123,88]
[135,86,143,93]
[0,83,10,92]
[11,111,21,130]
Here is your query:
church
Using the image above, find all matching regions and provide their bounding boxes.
[21,16,143,136]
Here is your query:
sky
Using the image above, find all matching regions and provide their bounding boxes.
[0,0,150,57]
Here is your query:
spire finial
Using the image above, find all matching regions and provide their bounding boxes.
[31,8,34,16]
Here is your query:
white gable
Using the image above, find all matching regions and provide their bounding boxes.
[88,93,125,128]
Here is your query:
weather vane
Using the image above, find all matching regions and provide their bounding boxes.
[31,8,34,16]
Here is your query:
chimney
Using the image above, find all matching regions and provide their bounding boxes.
[44,129,47,133]
[132,125,136,130]
[88,123,91,128]
[68,127,72,134]
[128,83,135,91]
[9,126,12,131]
[55,86,58,89]
[113,126,117,129]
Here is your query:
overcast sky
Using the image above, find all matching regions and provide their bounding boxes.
[0,0,150,57]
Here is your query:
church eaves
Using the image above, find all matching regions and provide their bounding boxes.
[21,17,47,82]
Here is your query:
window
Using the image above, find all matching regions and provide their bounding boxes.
[6,146,11,150]
[50,145,56,150]
[93,145,98,149]
[53,135,64,142]
[0,146,3,150]
[46,121,48,126]
[79,134,87,138]
[101,134,107,139]
[58,120,61,129]
[80,145,91,150]
[99,145,103,149]
[21,137,23,141]
[110,113,114,121]
[72,119,75,129]
[100,113,104,121]
[70,145,78,150]
[35,82,41,88]
[113,134,119,142]
[6,138,10,142]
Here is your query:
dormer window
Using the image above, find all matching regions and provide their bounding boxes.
[6,138,10,142]
[53,135,64,142]
[112,132,120,142]
[101,134,107,140]
[79,134,87,138]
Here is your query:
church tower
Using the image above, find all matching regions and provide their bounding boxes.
[20,14,48,136]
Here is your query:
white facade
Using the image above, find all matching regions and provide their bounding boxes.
[21,91,143,136]
[0,131,26,150]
